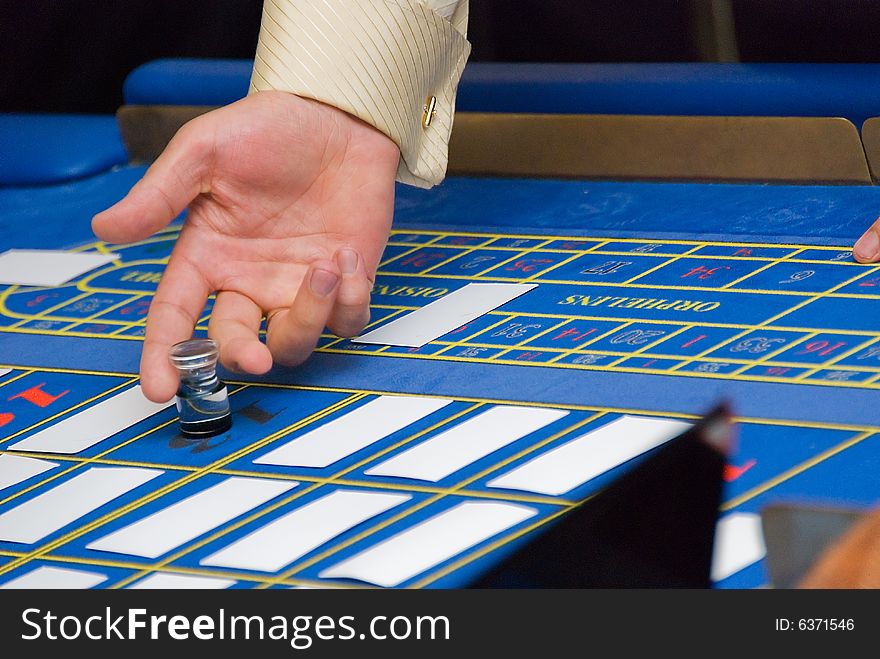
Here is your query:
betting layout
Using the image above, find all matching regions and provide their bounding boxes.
[0,227,878,589]
[1,227,879,390]
[0,369,873,589]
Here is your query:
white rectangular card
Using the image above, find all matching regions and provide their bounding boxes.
[87,477,298,559]
[0,454,59,492]
[365,406,568,482]
[711,512,766,582]
[10,385,172,455]
[254,395,453,469]
[201,489,411,573]
[0,566,107,590]
[353,283,537,347]
[0,466,163,544]
[128,573,236,590]
[0,369,10,379]
[320,500,537,587]
[0,249,119,287]
[487,415,692,496]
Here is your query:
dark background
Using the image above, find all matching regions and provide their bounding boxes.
[4,0,880,113]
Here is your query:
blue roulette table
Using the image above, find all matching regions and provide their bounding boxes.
[0,62,879,590]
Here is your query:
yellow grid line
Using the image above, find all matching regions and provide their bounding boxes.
[416,434,880,588]
[412,506,575,588]
[0,450,571,507]
[0,377,139,448]
[0,551,362,589]
[9,306,880,340]
[794,335,880,383]
[0,369,34,390]
[620,243,707,285]
[0,390,365,578]
[431,314,518,358]
[0,384,249,509]
[545,321,634,364]
[383,242,878,268]
[379,228,857,250]
[7,366,873,433]
[518,240,612,283]
[376,235,445,269]
[105,402,488,588]
[605,323,694,368]
[416,237,497,275]
[372,269,880,300]
[254,412,607,589]
[316,307,411,353]
[486,317,573,362]
[668,264,880,374]
[1,364,875,588]
[0,363,138,378]
[317,344,880,391]
[471,239,555,278]
[366,338,880,373]
[722,431,876,511]
[718,247,807,290]
[75,258,167,294]
[0,418,177,510]
[0,326,144,341]
[727,331,820,377]
[93,243,124,268]
[57,293,147,333]
[5,290,96,329]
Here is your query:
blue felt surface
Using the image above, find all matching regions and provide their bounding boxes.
[0,114,127,187]
[2,166,879,591]
[0,166,147,249]
[395,177,880,245]
[3,165,880,250]
[1,332,875,431]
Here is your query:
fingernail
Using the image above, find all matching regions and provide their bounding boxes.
[855,230,880,261]
[338,248,358,275]
[310,268,339,297]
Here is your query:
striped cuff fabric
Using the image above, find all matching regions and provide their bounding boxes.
[250,0,471,188]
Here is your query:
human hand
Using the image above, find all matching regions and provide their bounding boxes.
[93,91,400,402]
[855,220,880,263]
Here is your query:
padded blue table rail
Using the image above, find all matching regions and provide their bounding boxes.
[125,59,880,126]
[0,114,127,187]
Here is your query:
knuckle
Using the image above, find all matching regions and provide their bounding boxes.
[268,341,309,368]
[149,297,196,325]
[329,308,370,338]
[337,284,370,308]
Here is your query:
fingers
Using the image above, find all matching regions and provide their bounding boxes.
[327,248,372,337]
[854,218,880,263]
[266,260,341,368]
[92,120,212,244]
[209,291,273,375]
[140,255,210,403]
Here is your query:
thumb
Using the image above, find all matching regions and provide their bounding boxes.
[92,120,213,243]
[854,217,880,263]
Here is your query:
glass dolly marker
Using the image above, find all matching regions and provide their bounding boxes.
[169,339,232,438]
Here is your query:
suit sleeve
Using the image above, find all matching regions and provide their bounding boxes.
[250,0,471,189]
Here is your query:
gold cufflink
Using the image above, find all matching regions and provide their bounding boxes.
[422,95,437,128]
